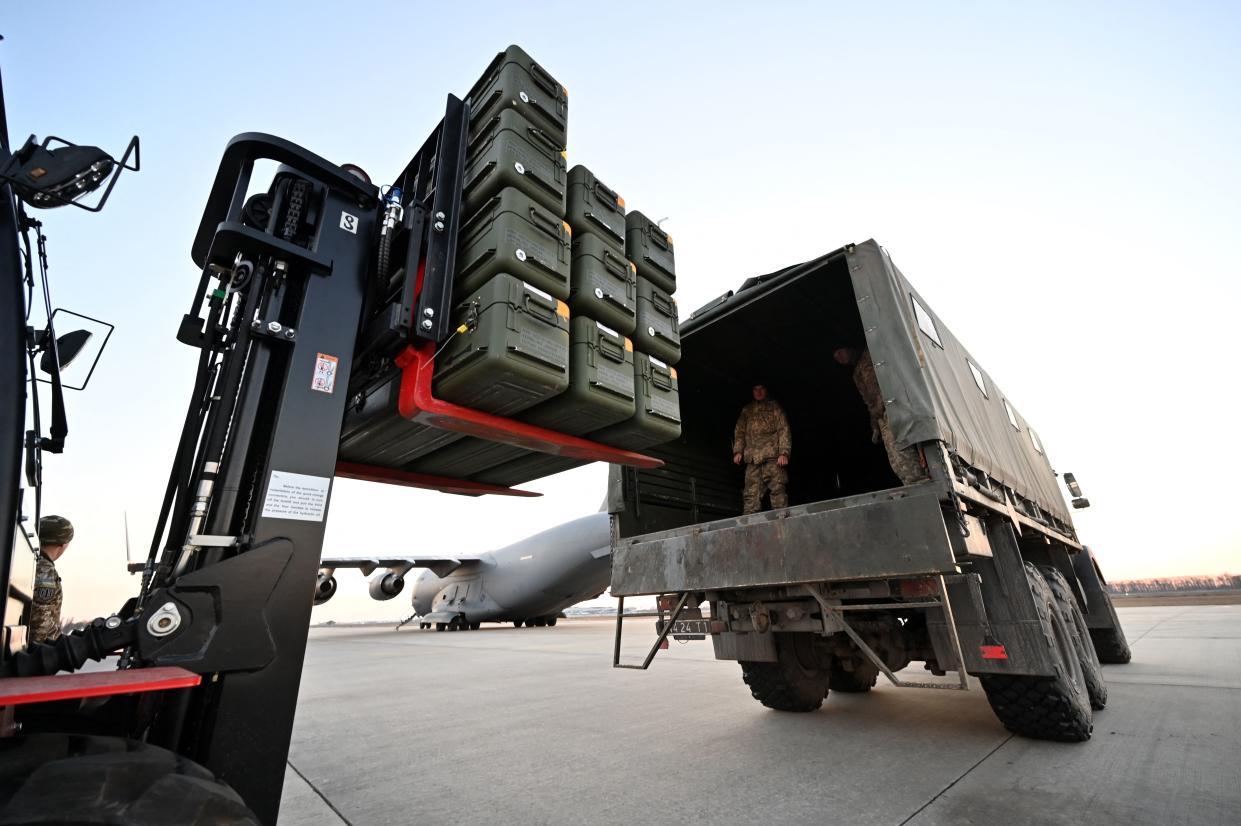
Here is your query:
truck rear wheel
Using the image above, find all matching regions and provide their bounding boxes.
[740,633,830,712]
[979,563,1093,742]
[0,733,260,824]
[1088,589,1133,664]
[1041,566,1107,710]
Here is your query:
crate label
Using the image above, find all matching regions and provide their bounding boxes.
[312,353,339,394]
[649,395,681,422]
[594,321,619,338]
[262,471,331,522]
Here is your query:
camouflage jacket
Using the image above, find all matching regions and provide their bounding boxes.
[29,553,62,646]
[852,349,886,424]
[732,399,791,464]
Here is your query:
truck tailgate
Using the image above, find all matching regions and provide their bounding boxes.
[611,484,956,596]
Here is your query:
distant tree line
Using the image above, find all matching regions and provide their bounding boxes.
[1106,574,1240,594]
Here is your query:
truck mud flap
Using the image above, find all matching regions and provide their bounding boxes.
[611,484,955,597]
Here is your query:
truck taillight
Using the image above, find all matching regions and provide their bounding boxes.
[980,644,1009,660]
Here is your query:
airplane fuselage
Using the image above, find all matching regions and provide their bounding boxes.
[411,512,612,626]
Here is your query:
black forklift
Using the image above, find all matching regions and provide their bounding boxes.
[0,51,657,823]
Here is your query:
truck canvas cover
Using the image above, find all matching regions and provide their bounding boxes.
[684,240,1070,526]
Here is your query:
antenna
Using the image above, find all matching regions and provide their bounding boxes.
[124,510,131,565]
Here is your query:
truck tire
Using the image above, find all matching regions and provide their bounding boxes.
[1040,566,1108,710]
[1088,588,1133,664]
[0,733,260,824]
[979,563,1093,742]
[828,659,879,693]
[739,633,830,712]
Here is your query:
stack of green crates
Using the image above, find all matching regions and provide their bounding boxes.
[433,45,573,415]
[383,45,683,485]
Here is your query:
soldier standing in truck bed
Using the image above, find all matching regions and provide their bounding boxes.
[29,515,74,646]
[834,346,928,486]
[733,384,791,514]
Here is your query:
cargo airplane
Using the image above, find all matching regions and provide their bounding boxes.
[314,512,611,630]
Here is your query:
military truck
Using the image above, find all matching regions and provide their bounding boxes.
[608,241,1130,742]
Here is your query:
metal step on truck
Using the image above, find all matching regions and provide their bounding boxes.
[608,241,1131,742]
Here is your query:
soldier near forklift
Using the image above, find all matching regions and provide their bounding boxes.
[732,383,791,513]
[29,515,74,645]
[833,345,927,486]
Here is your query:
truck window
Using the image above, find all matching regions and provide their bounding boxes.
[1004,399,1020,430]
[968,361,988,397]
[911,295,942,348]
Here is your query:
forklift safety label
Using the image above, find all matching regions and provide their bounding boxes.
[261,471,331,522]
[312,353,338,394]
[339,211,358,234]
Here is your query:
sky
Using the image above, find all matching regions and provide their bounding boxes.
[5,2,1240,623]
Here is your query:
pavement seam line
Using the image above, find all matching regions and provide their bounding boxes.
[1127,608,1192,646]
[896,734,1015,825]
[286,758,354,826]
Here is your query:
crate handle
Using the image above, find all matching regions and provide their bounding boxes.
[529,61,560,96]
[602,248,630,278]
[650,366,674,391]
[521,288,561,322]
[528,203,565,238]
[593,179,621,208]
[598,333,627,363]
[651,289,676,316]
[526,125,564,155]
[648,225,671,251]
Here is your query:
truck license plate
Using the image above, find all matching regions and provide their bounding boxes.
[667,619,710,639]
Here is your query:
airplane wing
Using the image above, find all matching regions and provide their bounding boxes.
[320,555,483,578]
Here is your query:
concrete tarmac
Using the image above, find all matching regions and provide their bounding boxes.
[279,606,1240,825]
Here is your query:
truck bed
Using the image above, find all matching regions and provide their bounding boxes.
[611,482,957,596]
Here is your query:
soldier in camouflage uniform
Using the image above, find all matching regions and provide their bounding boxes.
[833,347,927,485]
[29,515,74,646]
[733,384,792,514]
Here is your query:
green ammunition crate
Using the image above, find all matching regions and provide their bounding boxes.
[463,108,567,217]
[433,274,570,415]
[589,352,682,450]
[625,210,675,293]
[568,231,637,334]
[566,165,626,252]
[338,373,463,468]
[456,187,571,300]
[414,316,636,479]
[466,45,568,149]
[634,277,681,364]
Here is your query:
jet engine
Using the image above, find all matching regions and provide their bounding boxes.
[369,571,405,601]
[314,572,338,606]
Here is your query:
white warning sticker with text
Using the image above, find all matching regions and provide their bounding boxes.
[261,471,331,522]
[312,353,338,394]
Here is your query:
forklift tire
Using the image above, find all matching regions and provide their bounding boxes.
[979,563,1093,742]
[740,633,830,712]
[0,733,260,825]
[1040,566,1108,710]
[828,659,879,693]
